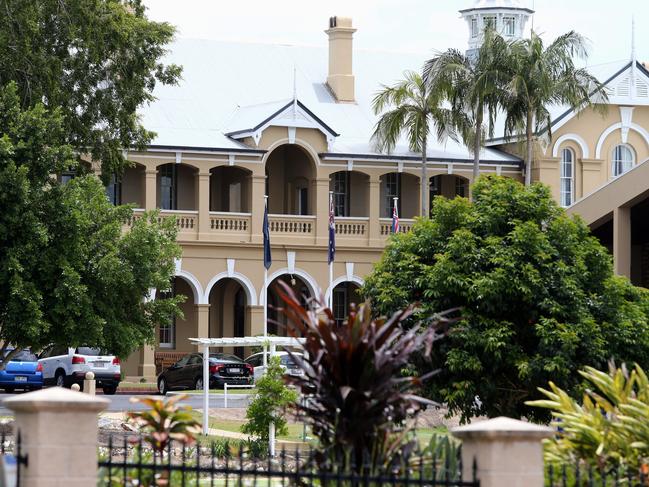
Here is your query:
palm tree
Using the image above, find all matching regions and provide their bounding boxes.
[504,31,607,186]
[372,70,455,217]
[424,29,512,182]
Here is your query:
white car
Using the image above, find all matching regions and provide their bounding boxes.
[38,346,121,394]
[244,351,304,382]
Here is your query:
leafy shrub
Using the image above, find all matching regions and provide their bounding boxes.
[277,281,453,472]
[127,394,201,454]
[527,362,649,471]
[241,355,298,443]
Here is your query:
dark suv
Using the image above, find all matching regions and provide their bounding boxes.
[157,353,253,395]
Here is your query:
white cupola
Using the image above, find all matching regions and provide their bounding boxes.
[459,0,534,55]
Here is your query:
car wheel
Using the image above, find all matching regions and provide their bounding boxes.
[103,385,117,395]
[4,387,14,393]
[194,377,203,391]
[55,372,66,388]
[158,378,168,396]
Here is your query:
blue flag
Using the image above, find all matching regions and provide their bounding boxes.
[263,200,272,270]
[328,192,335,264]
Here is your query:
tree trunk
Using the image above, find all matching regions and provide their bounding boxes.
[421,135,428,217]
[525,110,534,186]
[473,110,483,183]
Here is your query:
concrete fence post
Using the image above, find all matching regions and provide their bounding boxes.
[451,416,554,487]
[4,387,109,487]
[83,371,96,396]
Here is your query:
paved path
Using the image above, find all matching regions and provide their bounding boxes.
[0,391,251,415]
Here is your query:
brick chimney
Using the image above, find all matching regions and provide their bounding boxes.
[325,16,356,103]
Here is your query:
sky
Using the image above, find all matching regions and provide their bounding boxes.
[142,0,649,68]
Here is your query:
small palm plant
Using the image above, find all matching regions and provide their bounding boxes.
[128,394,201,454]
[275,281,456,473]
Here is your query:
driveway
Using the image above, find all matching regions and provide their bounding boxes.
[0,390,251,414]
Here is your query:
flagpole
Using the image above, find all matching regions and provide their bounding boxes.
[329,191,333,310]
[263,195,269,368]
[328,191,335,310]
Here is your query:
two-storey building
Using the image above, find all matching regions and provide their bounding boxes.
[121,0,649,379]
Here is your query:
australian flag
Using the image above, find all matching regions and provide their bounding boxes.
[263,199,272,270]
[328,192,336,264]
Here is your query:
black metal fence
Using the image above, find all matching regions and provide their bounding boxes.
[546,463,649,486]
[98,434,480,486]
[0,429,28,486]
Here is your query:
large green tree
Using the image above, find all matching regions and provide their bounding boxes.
[372,71,456,217]
[504,31,606,186]
[0,83,182,365]
[0,0,181,177]
[362,176,649,422]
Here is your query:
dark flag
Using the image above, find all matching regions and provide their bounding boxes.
[328,192,336,264]
[263,199,272,270]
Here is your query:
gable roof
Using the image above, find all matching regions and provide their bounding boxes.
[140,38,521,165]
[224,98,339,139]
[487,60,649,145]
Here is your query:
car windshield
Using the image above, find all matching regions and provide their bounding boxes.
[75,347,111,356]
[210,353,243,363]
[5,350,37,362]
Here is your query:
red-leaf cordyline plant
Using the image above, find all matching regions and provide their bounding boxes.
[275,281,456,473]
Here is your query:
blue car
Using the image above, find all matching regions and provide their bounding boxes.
[0,349,43,392]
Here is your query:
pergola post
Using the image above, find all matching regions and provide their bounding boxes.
[189,336,307,442]
[202,344,210,435]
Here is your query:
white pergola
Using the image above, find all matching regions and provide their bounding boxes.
[189,336,306,455]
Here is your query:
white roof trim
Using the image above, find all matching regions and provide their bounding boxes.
[552,133,590,159]
[225,99,339,145]
[595,122,649,159]
[552,62,649,134]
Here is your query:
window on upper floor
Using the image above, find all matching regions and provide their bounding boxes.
[455,177,468,198]
[612,144,634,177]
[383,173,401,218]
[332,172,349,217]
[503,16,516,36]
[60,170,76,185]
[483,16,496,30]
[560,148,574,207]
[160,164,177,210]
[105,174,122,205]
[471,18,479,38]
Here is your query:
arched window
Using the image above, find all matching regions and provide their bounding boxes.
[560,148,574,207]
[612,145,634,177]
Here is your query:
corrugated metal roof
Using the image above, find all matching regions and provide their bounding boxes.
[141,38,521,164]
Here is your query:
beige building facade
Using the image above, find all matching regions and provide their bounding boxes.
[119,0,649,379]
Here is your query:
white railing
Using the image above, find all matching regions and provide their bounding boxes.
[158,210,198,230]
[379,218,415,236]
[209,211,251,233]
[335,217,368,237]
[268,214,316,235]
[223,383,255,408]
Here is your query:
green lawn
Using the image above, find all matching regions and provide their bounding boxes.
[191,413,310,442]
